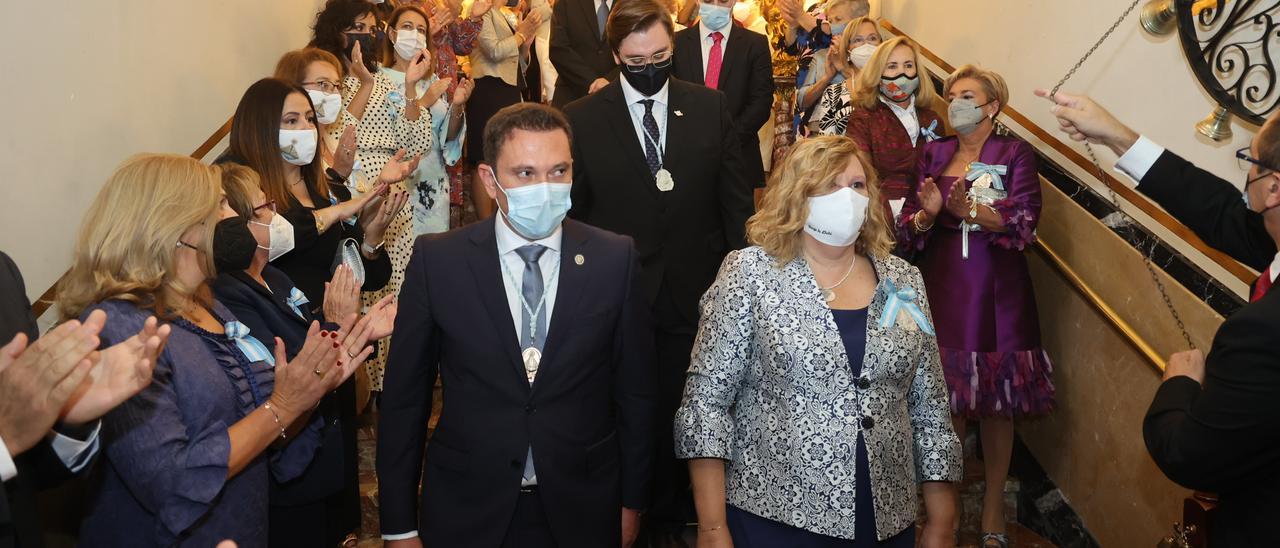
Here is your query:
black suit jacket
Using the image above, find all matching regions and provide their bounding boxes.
[0,252,76,548]
[210,268,345,507]
[1143,286,1280,547]
[564,78,753,331]
[1138,149,1276,271]
[376,219,657,547]
[672,24,774,188]
[549,0,620,108]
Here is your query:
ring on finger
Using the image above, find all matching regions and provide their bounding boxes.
[313,368,324,377]
[346,349,357,359]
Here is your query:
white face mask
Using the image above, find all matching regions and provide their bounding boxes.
[279,128,318,166]
[250,211,296,262]
[732,0,754,22]
[394,29,428,61]
[306,89,343,125]
[804,187,870,247]
[847,43,877,69]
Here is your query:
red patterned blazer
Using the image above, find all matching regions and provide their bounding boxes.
[845,100,944,203]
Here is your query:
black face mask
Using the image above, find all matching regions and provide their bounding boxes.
[343,32,378,71]
[212,217,257,275]
[622,63,672,97]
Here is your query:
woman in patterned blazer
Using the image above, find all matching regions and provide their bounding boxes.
[675,135,961,548]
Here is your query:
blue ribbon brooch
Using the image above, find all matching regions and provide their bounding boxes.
[920,119,941,142]
[285,288,310,319]
[878,279,935,336]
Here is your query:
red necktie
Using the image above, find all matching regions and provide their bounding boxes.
[705,31,724,90]
[1252,267,1273,302]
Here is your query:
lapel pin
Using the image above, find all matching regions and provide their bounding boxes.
[574,254,585,265]
[674,110,684,117]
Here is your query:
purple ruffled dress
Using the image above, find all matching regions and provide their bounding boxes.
[898,135,1055,419]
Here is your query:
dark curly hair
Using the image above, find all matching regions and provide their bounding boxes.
[310,0,380,74]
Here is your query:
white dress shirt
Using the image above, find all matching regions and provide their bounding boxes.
[382,218,563,541]
[495,215,562,336]
[880,95,921,146]
[620,76,671,163]
[0,422,102,482]
[1115,134,1280,283]
[699,20,732,75]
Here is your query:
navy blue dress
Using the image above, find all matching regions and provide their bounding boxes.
[725,307,916,547]
[77,300,321,548]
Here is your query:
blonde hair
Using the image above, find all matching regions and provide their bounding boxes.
[834,16,880,71]
[221,163,264,220]
[748,135,895,263]
[944,64,1010,116]
[58,154,223,321]
[852,36,939,111]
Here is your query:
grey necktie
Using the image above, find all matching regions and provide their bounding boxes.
[515,244,548,352]
[514,244,547,485]
[596,0,610,40]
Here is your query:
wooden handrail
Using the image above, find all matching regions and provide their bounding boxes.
[1034,239,1166,372]
[28,116,235,319]
[880,19,1257,286]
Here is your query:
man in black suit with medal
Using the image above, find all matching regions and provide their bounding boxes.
[1042,89,1280,546]
[377,103,657,548]
[672,0,774,189]
[549,0,621,108]
[563,0,754,542]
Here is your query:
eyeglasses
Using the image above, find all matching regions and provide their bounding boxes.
[253,200,277,213]
[847,35,882,46]
[621,50,673,72]
[176,240,200,251]
[301,80,344,94]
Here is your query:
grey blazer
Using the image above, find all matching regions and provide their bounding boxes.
[674,246,962,541]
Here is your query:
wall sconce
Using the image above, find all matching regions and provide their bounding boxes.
[1141,0,1177,35]
[1196,106,1233,141]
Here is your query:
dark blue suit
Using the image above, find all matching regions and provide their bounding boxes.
[376,217,658,547]
[211,267,347,548]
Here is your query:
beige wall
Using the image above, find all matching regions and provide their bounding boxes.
[0,1,327,303]
[878,0,1258,297]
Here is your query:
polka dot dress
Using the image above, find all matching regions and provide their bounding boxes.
[335,70,433,392]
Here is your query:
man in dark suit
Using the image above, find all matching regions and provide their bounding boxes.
[549,0,620,108]
[1042,90,1280,546]
[562,0,754,541]
[0,252,165,548]
[376,103,657,548]
[672,0,774,188]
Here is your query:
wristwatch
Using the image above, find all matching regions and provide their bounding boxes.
[325,167,347,184]
[361,240,385,256]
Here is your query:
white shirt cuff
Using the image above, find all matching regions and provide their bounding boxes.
[382,531,419,541]
[1114,134,1166,188]
[51,421,101,473]
[0,435,16,482]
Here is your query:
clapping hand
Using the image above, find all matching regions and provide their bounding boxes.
[517,9,543,39]
[451,76,475,106]
[376,149,423,186]
[363,187,410,242]
[364,295,398,340]
[268,324,343,419]
[406,51,434,90]
[423,77,453,107]
[944,179,970,219]
[350,41,375,85]
[0,312,103,455]
[470,0,494,18]
[430,5,455,35]
[61,315,170,426]
[917,177,943,218]
[323,264,361,322]
[332,125,358,180]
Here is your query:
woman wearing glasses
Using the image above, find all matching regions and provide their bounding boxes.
[210,164,396,548]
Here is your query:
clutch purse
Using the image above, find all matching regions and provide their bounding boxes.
[331,237,367,287]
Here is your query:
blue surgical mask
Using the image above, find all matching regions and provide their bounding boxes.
[492,172,573,240]
[700,2,733,31]
[830,21,848,37]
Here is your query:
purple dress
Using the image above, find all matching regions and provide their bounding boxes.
[898,135,1054,419]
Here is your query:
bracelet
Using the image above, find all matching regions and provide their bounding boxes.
[698,524,725,533]
[912,211,934,233]
[263,401,288,440]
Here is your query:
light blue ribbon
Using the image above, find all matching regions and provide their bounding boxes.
[964,161,1008,191]
[878,279,935,336]
[920,119,941,142]
[286,288,310,319]
[225,321,276,366]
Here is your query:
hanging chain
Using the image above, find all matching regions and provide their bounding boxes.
[1048,0,1197,350]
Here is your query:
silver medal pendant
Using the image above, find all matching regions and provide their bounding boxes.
[822,289,837,303]
[655,169,675,192]
[522,347,541,383]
